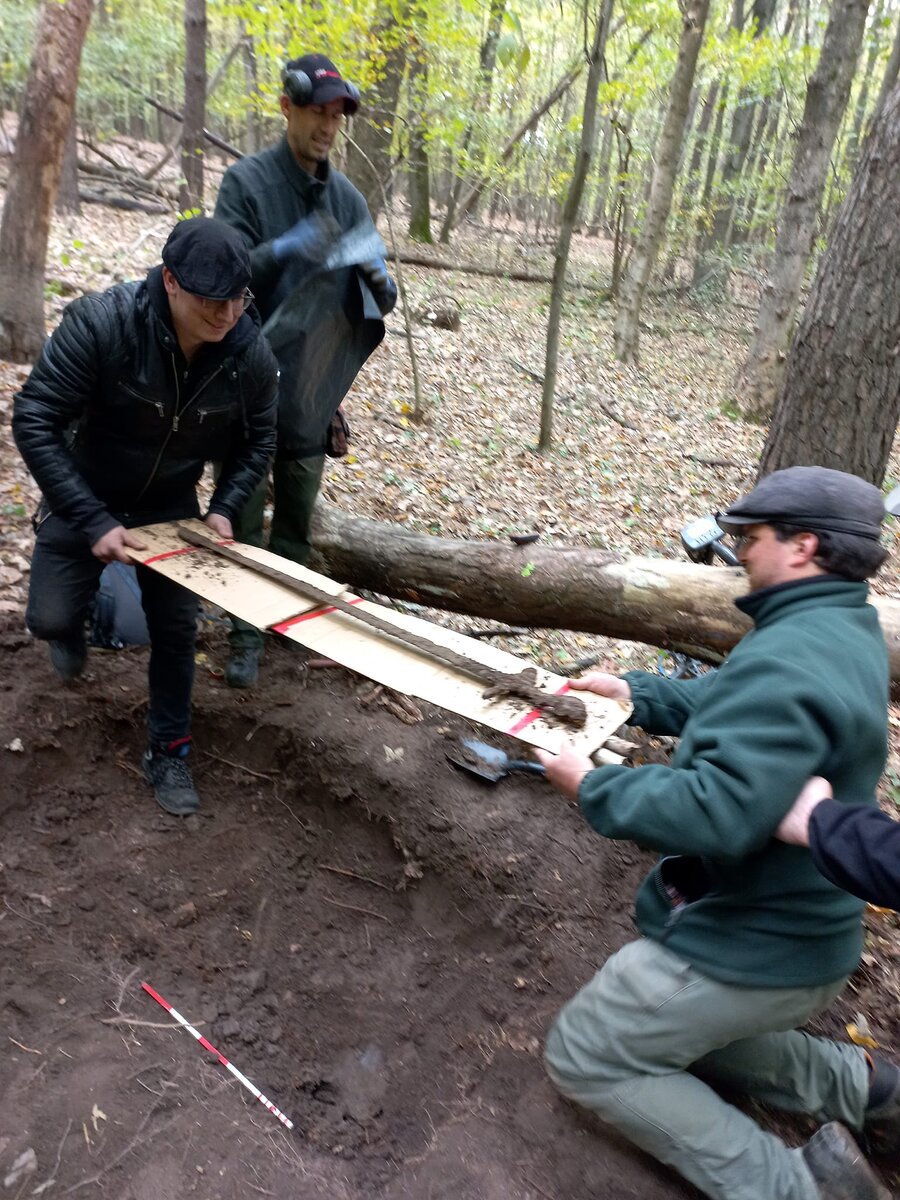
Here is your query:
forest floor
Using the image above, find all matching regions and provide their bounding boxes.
[2,138,900,1199]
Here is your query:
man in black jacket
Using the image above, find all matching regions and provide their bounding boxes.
[12,217,278,816]
[214,52,397,689]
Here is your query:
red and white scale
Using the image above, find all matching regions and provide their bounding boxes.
[128,519,631,762]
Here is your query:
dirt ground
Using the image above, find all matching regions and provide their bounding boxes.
[1,617,899,1199]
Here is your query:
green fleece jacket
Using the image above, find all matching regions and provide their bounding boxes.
[578,576,888,987]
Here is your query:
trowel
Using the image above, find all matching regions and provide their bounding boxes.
[446,737,547,784]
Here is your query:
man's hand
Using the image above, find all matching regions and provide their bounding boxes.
[92,525,148,564]
[534,743,595,803]
[271,213,335,266]
[775,776,832,846]
[359,257,398,315]
[569,671,632,702]
[204,512,233,540]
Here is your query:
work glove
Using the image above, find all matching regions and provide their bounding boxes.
[271,212,338,266]
[359,257,398,316]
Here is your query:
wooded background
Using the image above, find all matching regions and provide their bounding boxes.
[0,0,898,481]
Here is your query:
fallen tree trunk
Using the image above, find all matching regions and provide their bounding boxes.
[310,504,900,682]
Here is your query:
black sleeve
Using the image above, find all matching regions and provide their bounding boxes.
[809,799,900,909]
[11,296,120,544]
[214,169,281,295]
[207,340,278,521]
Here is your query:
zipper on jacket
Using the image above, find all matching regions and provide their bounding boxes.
[131,358,229,507]
[120,381,165,419]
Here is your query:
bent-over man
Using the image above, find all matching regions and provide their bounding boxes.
[12,217,278,816]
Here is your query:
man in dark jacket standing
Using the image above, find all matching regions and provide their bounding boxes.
[214,52,397,689]
[12,217,278,816]
[536,467,895,1200]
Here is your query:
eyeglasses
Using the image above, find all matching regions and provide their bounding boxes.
[194,289,254,312]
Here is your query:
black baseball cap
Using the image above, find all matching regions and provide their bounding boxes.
[161,217,251,300]
[719,466,886,541]
[287,53,359,114]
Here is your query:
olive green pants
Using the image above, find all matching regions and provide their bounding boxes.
[544,938,869,1200]
[229,455,326,652]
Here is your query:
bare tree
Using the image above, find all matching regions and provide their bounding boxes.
[0,0,93,362]
[759,82,900,483]
[737,0,870,420]
[538,0,614,452]
[613,0,711,364]
[180,0,207,211]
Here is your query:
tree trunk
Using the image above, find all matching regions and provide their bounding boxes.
[759,82,900,483]
[406,45,432,243]
[0,0,93,362]
[691,0,778,296]
[438,0,505,243]
[613,0,710,364]
[179,0,207,212]
[452,60,585,228]
[872,13,900,121]
[55,118,81,215]
[538,0,614,453]
[309,504,900,679]
[345,6,409,220]
[738,0,871,422]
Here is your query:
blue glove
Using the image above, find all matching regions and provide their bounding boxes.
[271,214,333,266]
[359,257,398,316]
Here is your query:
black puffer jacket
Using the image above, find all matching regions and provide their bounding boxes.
[12,268,278,545]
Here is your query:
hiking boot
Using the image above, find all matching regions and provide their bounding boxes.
[864,1056,900,1157]
[802,1122,890,1200]
[48,635,86,681]
[225,647,261,689]
[143,740,199,816]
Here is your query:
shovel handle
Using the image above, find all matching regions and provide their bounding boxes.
[507,761,547,776]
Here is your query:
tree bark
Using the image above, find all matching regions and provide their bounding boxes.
[872,12,900,121]
[538,0,614,452]
[452,60,585,228]
[55,117,81,214]
[309,504,900,679]
[0,0,93,362]
[759,82,900,482]
[613,0,710,364]
[738,0,871,422]
[179,0,207,212]
[344,5,408,220]
[406,43,432,243]
[438,0,506,243]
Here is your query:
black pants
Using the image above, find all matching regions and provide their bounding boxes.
[26,515,198,745]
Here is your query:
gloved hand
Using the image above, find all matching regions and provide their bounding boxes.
[271,213,335,266]
[359,257,398,315]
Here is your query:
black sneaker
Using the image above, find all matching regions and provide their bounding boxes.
[49,636,86,681]
[225,647,262,689]
[864,1057,900,1157]
[802,1123,890,1199]
[143,741,199,815]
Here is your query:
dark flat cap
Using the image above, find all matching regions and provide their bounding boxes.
[719,466,886,541]
[161,217,251,299]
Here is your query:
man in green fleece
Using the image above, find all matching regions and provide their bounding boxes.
[536,466,896,1200]
[214,53,396,688]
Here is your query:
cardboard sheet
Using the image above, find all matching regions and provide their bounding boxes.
[130,520,632,759]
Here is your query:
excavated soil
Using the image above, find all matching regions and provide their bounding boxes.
[1,622,898,1199]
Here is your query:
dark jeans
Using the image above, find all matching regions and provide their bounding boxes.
[26,515,198,745]
[229,455,325,652]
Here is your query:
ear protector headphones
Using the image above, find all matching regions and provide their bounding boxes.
[281,67,360,108]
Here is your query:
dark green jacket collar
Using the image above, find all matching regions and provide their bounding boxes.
[736,575,869,629]
[274,136,329,202]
